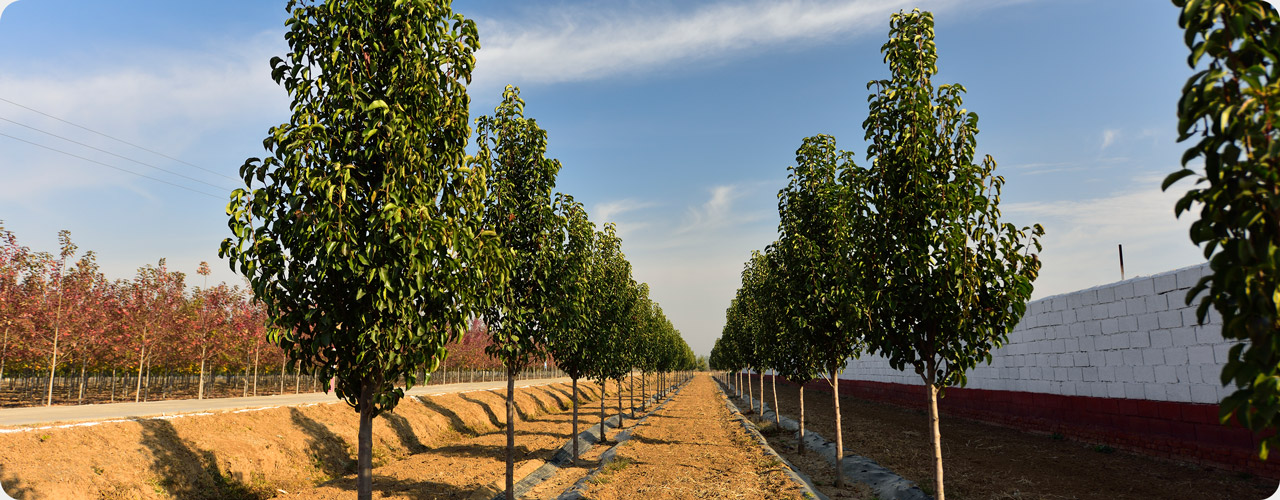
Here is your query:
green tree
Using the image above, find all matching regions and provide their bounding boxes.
[583,223,636,442]
[855,10,1043,500]
[545,193,596,462]
[776,134,864,485]
[219,1,502,498]
[473,85,563,499]
[1165,0,1280,459]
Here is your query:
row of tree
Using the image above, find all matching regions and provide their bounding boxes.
[216,2,699,499]
[712,10,1042,500]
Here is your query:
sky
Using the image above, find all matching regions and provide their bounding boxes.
[0,0,1210,358]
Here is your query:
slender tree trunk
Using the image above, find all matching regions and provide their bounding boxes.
[45,271,66,407]
[759,369,765,417]
[252,344,260,396]
[599,381,606,445]
[629,371,634,417]
[833,369,844,488]
[198,345,207,400]
[143,354,152,402]
[109,368,116,403]
[77,361,86,404]
[616,379,623,423]
[746,370,755,414]
[505,369,516,500]
[927,373,945,500]
[571,378,579,463]
[356,378,375,500]
[798,384,807,455]
[280,357,286,394]
[771,369,779,425]
[134,330,146,403]
[641,372,646,411]
[295,362,301,394]
[0,325,9,387]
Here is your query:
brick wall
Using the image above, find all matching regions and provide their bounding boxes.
[841,263,1231,404]
[832,263,1277,477]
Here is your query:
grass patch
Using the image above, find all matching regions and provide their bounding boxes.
[590,456,635,485]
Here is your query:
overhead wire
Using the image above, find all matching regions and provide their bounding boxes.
[0,115,235,191]
[0,96,239,182]
[0,131,223,200]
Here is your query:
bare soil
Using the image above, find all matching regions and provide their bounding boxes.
[0,378,609,500]
[564,374,808,500]
[732,376,1277,500]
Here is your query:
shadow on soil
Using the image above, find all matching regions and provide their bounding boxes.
[0,466,34,500]
[138,419,273,500]
[289,408,356,479]
[320,474,473,499]
[383,412,427,454]
[420,397,485,436]
[457,393,504,429]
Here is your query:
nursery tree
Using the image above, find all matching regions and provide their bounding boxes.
[776,134,864,485]
[855,10,1043,500]
[473,85,563,499]
[218,1,503,498]
[545,194,596,462]
[1165,0,1280,459]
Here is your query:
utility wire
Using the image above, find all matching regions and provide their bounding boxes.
[0,131,223,200]
[0,115,234,191]
[0,96,239,182]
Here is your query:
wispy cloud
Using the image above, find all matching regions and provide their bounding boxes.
[471,0,1005,89]
[0,1,17,23]
[1005,173,1203,299]
[1101,128,1120,149]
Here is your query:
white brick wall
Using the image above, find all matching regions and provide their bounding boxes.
[841,263,1238,404]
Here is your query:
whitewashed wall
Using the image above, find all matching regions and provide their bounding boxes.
[840,263,1238,404]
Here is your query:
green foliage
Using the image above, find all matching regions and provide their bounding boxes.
[1166,0,1280,459]
[777,135,865,380]
[545,194,596,381]
[474,85,563,374]
[584,224,638,385]
[220,0,501,419]
[855,9,1042,389]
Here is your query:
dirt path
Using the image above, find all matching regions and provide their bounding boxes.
[561,374,806,500]
[738,376,1276,500]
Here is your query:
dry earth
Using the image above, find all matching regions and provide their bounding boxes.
[567,374,808,500]
[733,376,1278,500]
[0,378,609,499]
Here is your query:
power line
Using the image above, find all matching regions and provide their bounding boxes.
[0,115,235,191]
[0,96,239,182]
[0,131,224,200]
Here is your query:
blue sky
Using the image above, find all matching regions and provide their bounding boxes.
[0,0,1207,357]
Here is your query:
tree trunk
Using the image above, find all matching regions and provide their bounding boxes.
[927,375,945,500]
[356,378,375,500]
[252,344,260,396]
[198,345,207,400]
[629,371,634,417]
[833,369,844,488]
[746,370,755,414]
[599,381,606,445]
[641,372,647,411]
[142,354,152,402]
[571,378,579,463]
[798,384,807,455]
[295,362,301,394]
[134,331,146,403]
[505,369,516,500]
[280,357,286,394]
[0,325,9,387]
[77,361,86,404]
[771,369,779,425]
[109,368,116,403]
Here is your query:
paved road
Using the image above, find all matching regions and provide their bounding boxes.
[0,377,571,428]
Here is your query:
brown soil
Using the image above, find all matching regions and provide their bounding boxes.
[0,378,615,500]
[567,374,808,500]
[732,376,1277,500]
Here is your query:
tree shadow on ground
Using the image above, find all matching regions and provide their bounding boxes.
[315,474,476,499]
[137,418,272,500]
[419,397,485,436]
[458,393,504,429]
[383,411,427,454]
[0,465,34,500]
[288,408,356,479]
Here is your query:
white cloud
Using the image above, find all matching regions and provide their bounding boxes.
[1004,174,1204,299]
[0,1,17,23]
[1101,128,1120,149]
[471,0,1004,89]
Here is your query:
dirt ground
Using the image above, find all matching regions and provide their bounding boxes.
[729,375,1278,500]
[562,374,808,500]
[0,378,613,500]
